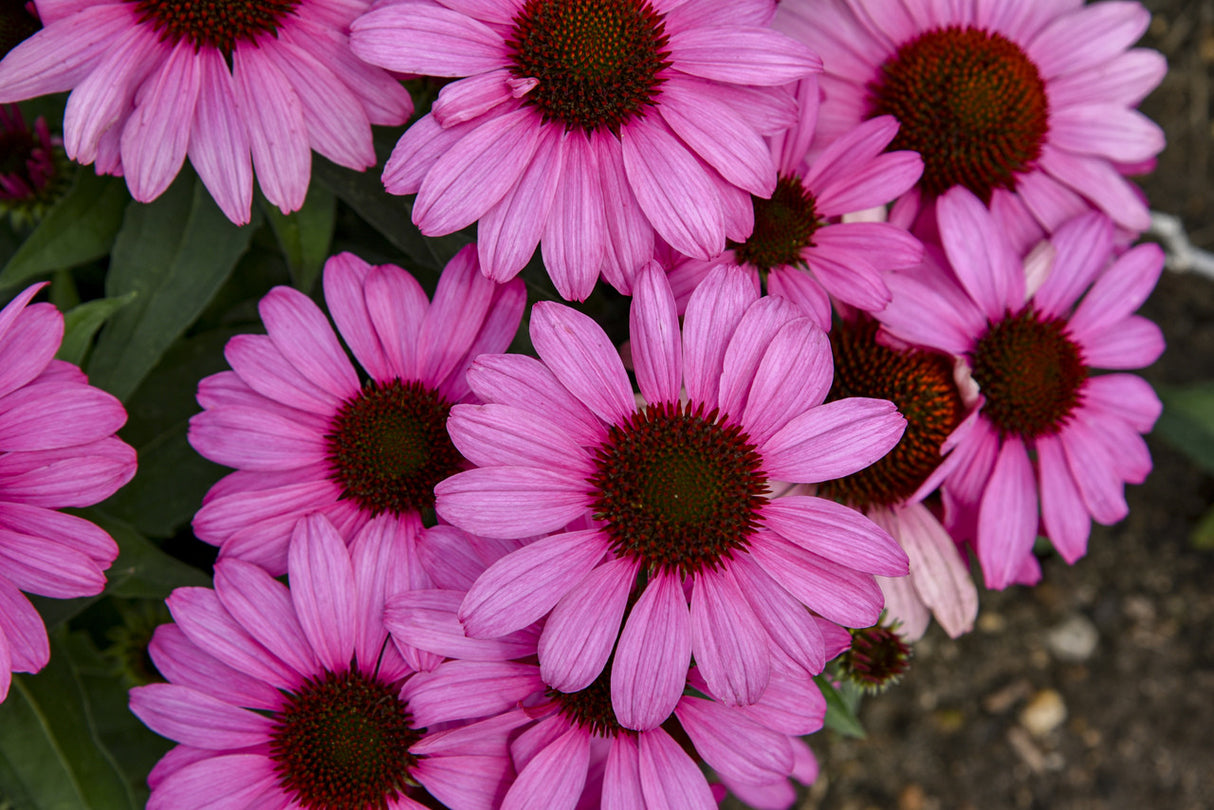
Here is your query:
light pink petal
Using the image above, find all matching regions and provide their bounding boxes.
[320,253,390,380]
[730,553,826,674]
[760,398,905,483]
[431,67,515,127]
[187,47,253,224]
[479,123,565,283]
[1082,373,1161,433]
[435,467,591,539]
[413,754,513,810]
[0,4,133,102]
[386,589,538,661]
[186,405,328,470]
[0,503,118,569]
[0,381,124,451]
[621,117,723,261]
[1069,243,1164,340]
[191,477,333,545]
[120,40,200,202]
[530,300,634,425]
[129,683,274,749]
[611,571,691,731]
[1050,104,1164,164]
[690,567,770,706]
[877,571,930,641]
[260,286,360,400]
[659,74,775,196]
[594,129,655,295]
[350,3,508,76]
[459,529,609,638]
[675,697,793,786]
[637,728,717,810]
[604,734,646,810]
[419,245,494,382]
[1032,212,1115,317]
[233,46,309,214]
[880,266,985,356]
[363,264,430,380]
[1076,315,1164,370]
[766,265,831,330]
[936,187,1023,318]
[213,559,317,678]
[540,556,639,693]
[811,222,923,272]
[166,587,297,689]
[738,669,826,736]
[630,263,682,404]
[147,754,280,810]
[147,625,282,712]
[761,496,907,577]
[682,266,759,407]
[747,532,884,628]
[288,514,356,672]
[1038,145,1151,232]
[1035,434,1091,564]
[813,152,924,217]
[1048,48,1166,107]
[1060,421,1129,524]
[0,577,48,672]
[503,725,590,810]
[718,296,802,419]
[668,26,821,85]
[1027,1,1150,79]
[976,437,1038,590]
[540,129,607,301]
[220,337,340,416]
[415,107,543,236]
[741,318,834,445]
[443,276,526,398]
[403,660,542,727]
[466,354,605,446]
[448,403,591,475]
[383,112,478,195]
[435,0,523,25]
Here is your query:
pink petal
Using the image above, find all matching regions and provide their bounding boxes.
[1059,421,1129,524]
[120,40,200,202]
[675,697,793,786]
[1050,104,1164,164]
[402,660,543,728]
[1036,435,1091,564]
[129,683,274,749]
[365,265,430,380]
[1076,315,1164,370]
[0,438,135,507]
[260,286,360,400]
[690,567,771,706]
[747,532,884,628]
[1082,373,1161,433]
[611,571,691,731]
[350,3,508,76]
[1027,1,1150,79]
[414,755,513,810]
[0,4,134,102]
[936,187,1023,319]
[1031,212,1114,317]
[147,754,280,810]
[0,381,125,451]
[467,354,606,446]
[435,467,591,539]
[682,266,759,407]
[976,437,1038,590]
[630,263,683,405]
[386,589,538,662]
[530,301,634,425]
[740,318,834,445]
[667,27,822,85]
[0,503,116,567]
[321,253,390,381]
[447,403,591,476]
[0,529,104,597]
[382,112,477,195]
[761,496,908,577]
[419,245,495,382]
[730,553,826,674]
[1038,146,1151,232]
[604,734,646,810]
[233,46,310,214]
[540,129,608,301]
[148,625,282,712]
[1069,243,1164,341]
[0,577,48,672]
[166,587,296,690]
[188,47,253,225]
[213,559,317,678]
[717,295,802,419]
[760,398,905,483]
[503,725,590,810]
[288,514,356,672]
[594,129,655,294]
[637,728,717,810]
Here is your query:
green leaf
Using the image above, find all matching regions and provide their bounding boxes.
[86,172,258,401]
[0,632,137,810]
[0,171,129,290]
[1155,383,1214,476]
[263,182,336,294]
[814,675,867,739]
[55,293,138,366]
[86,514,210,600]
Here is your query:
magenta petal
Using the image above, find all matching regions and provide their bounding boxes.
[637,727,717,809]
[0,577,48,672]
[503,725,590,810]
[466,354,605,446]
[689,567,771,706]
[147,754,279,810]
[541,129,608,301]
[730,553,826,675]
[233,46,309,214]
[288,514,356,672]
[760,496,908,577]
[717,296,802,420]
[530,301,634,425]
[936,187,1023,318]
[595,129,655,294]
[675,697,793,786]
[166,587,296,690]
[1036,435,1091,564]
[682,266,759,407]
[188,47,253,224]
[1059,421,1129,524]
[976,438,1038,590]
[129,683,274,749]
[260,286,360,400]
[0,5,134,103]
[667,26,821,85]
[448,403,592,476]
[1076,315,1164,370]
[630,263,683,405]
[387,589,537,662]
[747,533,884,628]
[760,398,905,483]
[120,41,200,203]
[148,625,282,712]
[539,556,639,693]
[0,382,125,452]
[402,660,543,728]
[740,318,833,445]
[0,530,105,597]
[350,3,508,76]
[1082,373,1161,433]
[1069,243,1164,340]
[213,559,317,678]
[413,754,513,810]
[611,571,691,731]
[435,467,591,539]
[382,112,476,196]
[604,734,646,810]
[1031,212,1115,317]
[460,529,609,638]
[321,253,390,381]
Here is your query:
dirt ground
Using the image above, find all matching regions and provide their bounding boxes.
[770,3,1214,809]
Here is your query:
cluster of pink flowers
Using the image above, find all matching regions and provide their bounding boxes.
[0,0,1169,807]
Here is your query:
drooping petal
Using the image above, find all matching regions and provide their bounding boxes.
[611,571,691,731]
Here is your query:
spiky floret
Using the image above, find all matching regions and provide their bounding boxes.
[868,25,1049,201]
[589,400,766,576]
[0,105,70,229]
[838,620,912,694]
[550,662,623,738]
[732,174,821,273]
[507,0,671,134]
[325,379,462,519]
[129,0,301,53]
[971,305,1086,439]
[822,319,964,509]
[269,668,422,810]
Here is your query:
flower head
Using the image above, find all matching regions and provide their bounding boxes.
[0,103,70,228]
[0,0,413,223]
[777,0,1166,248]
[0,284,136,701]
[189,248,524,576]
[437,264,908,726]
[878,187,1164,588]
[351,0,823,300]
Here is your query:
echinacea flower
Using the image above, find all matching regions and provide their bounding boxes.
[878,187,1164,589]
[820,316,978,640]
[0,283,136,702]
[0,0,413,224]
[666,79,924,328]
[437,263,909,727]
[0,103,70,228]
[130,514,515,810]
[189,247,524,576]
[776,0,1166,248]
[350,0,822,300]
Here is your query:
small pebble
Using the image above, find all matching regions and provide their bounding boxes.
[1046,614,1100,662]
[1020,688,1067,738]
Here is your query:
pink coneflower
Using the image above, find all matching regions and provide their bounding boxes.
[666,79,924,329]
[436,263,908,727]
[0,283,136,702]
[776,0,1165,247]
[130,514,515,810]
[0,104,70,228]
[878,188,1164,589]
[0,0,413,225]
[389,598,825,810]
[350,0,822,300]
[821,317,978,640]
[189,248,524,575]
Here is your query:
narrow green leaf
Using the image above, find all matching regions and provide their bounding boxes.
[55,293,138,366]
[0,632,137,810]
[1155,383,1214,476]
[0,171,129,290]
[262,182,336,294]
[85,514,210,600]
[814,675,867,739]
[86,172,258,401]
